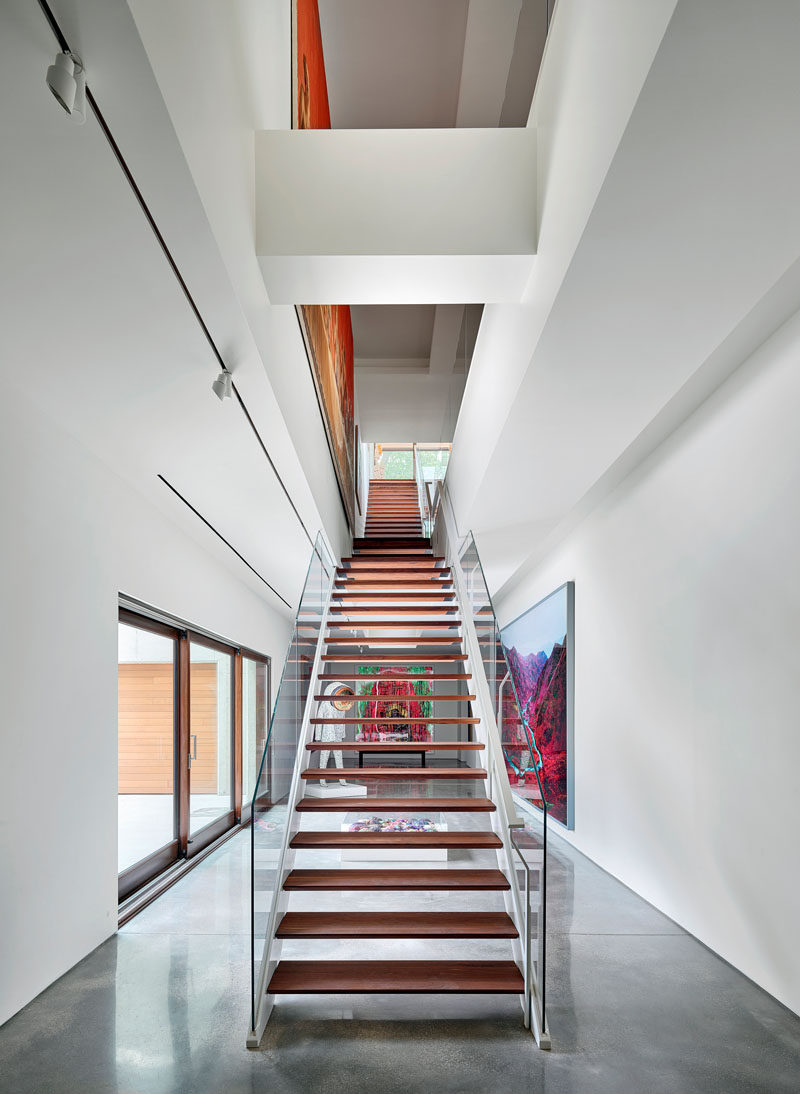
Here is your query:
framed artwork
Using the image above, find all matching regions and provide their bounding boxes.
[356,666,433,742]
[296,305,356,530]
[500,582,575,828]
[292,0,356,530]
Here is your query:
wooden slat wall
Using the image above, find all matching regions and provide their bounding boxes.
[118,662,220,795]
[189,662,220,794]
[118,663,174,794]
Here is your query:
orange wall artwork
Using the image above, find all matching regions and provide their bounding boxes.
[293,0,356,529]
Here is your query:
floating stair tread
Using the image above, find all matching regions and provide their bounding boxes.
[322,655,468,662]
[333,593,456,600]
[311,717,479,724]
[268,960,523,994]
[276,912,516,939]
[330,604,456,610]
[289,831,500,849]
[314,673,471,681]
[326,634,461,641]
[296,797,495,812]
[327,620,460,628]
[306,742,484,751]
[334,580,453,587]
[301,767,487,779]
[283,868,509,891]
[313,693,474,701]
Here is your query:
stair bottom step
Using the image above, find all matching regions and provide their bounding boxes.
[268,960,524,994]
[276,912,518,939]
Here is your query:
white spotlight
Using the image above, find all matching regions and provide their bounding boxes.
[46,51,85,118]
[71,69,86,125]
[212,370,233,401]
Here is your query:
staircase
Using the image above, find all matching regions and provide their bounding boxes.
[250,482,547,1046]
[364,477,423,538]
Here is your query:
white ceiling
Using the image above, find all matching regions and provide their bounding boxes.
[351,305,436,362]
[318,0,469,129]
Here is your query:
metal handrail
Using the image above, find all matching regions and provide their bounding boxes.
[412,443,430,535]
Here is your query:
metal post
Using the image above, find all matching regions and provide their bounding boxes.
[509,827,532,1030]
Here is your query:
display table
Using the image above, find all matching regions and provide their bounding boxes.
[340,812,448,862]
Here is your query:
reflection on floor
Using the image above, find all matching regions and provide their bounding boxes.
[118,794,231,871]
[1,825,799,1093]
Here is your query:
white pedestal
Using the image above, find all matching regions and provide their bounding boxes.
[339,817,448,862]
[303,782,369,798]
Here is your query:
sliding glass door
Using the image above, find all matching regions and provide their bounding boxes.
[242,654,269,819]
[117,615,180,899]
[188,638,234,851]
[118,609,270,899]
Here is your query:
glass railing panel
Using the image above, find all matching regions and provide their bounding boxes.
[249,533,333,1033]
[455,528,548,1035]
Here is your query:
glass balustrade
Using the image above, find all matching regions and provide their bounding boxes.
[249,533,334,1035]
[455,530,548,1033]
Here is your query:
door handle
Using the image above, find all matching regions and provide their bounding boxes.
[189,734,197,766]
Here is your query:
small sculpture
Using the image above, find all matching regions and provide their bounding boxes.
[315,681,354,786]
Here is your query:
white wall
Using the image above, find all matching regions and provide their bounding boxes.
[126,0,351,560]
[0,392,291,1026]
[493,312,800,1017]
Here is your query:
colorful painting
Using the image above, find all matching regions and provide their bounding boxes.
[293,0,331,130]
[356,666,432,742]
[500,583,574,828]
[292,0,356,529]
[297,304,356,529]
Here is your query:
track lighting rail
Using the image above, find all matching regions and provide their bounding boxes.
[35,0,318,556]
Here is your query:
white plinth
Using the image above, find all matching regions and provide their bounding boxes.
[303,782,369,798]
[339,816,448,862]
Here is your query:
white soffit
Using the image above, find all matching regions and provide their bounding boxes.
[255,127,536,304]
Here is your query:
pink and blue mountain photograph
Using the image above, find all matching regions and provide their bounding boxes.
[501,583,573,827]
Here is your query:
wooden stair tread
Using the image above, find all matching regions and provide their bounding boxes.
[329,606,457,613]
[301,767,486,779]
[322,655,468,662]
[333,593,455,599]
[313,693,474,701]
[276,912,516,938]
[326,634,460,642]
[306,742,484,751]
[315,672,471,680]
[311,717,479,724]
[328,620,460,628]
[284,868,510,890]
[344,554,443,560]
[289,830,500,849]
[268,960,523,994]
[296,797,495,812]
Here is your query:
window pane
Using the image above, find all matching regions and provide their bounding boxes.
[189,643,233,835]
[118,623,176,872]
[242,659,268,804]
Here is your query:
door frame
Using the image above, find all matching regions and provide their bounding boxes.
[118,607,270,898]
[118,609,182,902]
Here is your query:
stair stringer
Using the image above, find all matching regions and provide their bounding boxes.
[248,571,336,1048]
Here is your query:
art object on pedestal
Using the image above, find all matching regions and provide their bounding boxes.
[500,583,574,829]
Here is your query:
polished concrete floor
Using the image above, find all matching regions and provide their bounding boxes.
[1,826,799,1094]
